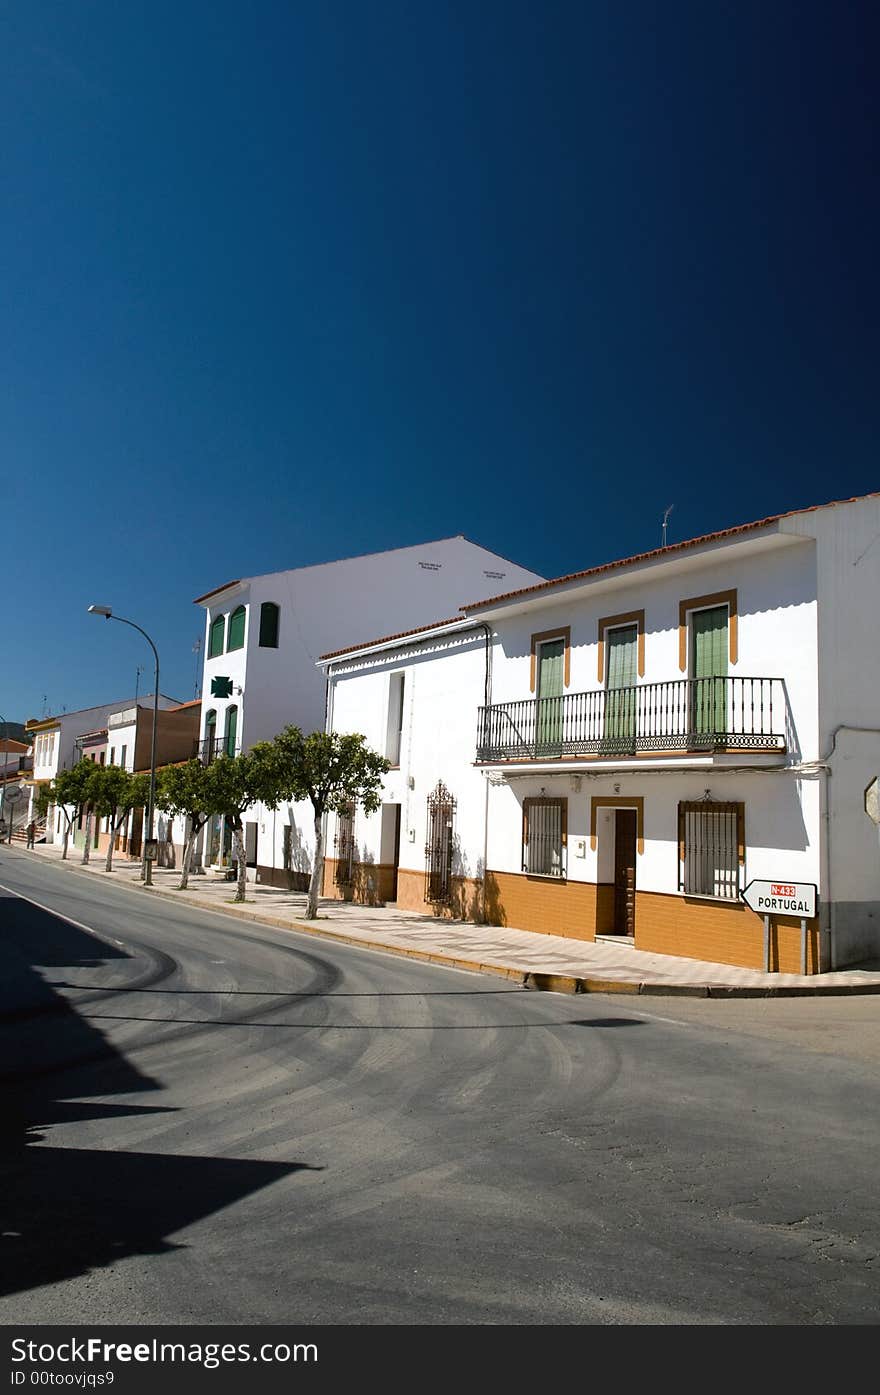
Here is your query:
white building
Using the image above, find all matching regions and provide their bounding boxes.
[319,492,880,975]
[26,695,179,843]
[192,537,545,879]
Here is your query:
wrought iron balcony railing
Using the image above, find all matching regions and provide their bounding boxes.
[195,736,240,764]
[476,676,786,762]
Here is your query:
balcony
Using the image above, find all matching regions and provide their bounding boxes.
[195,735,240,764]
[476,677,787,763]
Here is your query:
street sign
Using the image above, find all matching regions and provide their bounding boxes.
[865,777,880,826]
[144,838,159,861]
[741,880,817,918]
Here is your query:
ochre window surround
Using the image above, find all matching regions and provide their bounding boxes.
[529,627,571,692]
[678,589,737,672]
[589,796,644,854]
[597,610,645,683]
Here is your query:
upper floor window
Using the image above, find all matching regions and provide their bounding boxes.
[224,705,238,757]
[209,615,225,658]
[385,673,405,766]
[259,602,280,648]
[227,605,246,652]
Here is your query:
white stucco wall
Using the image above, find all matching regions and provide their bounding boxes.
[196,537,545,752]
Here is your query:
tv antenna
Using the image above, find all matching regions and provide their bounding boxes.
[661,504,674,548]
[192,637,202,700]
[134,664,145,704]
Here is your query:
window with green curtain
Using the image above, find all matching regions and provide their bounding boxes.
[208,616,225,658]
[691,605,728,737]
[603,624,638,749]
[536,638,564,752]
[224,705,238,757]
[227,606,246,652]
[259,602,279,648]
[204,709,216,757]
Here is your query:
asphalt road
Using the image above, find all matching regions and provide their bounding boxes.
[2,846,880,1325]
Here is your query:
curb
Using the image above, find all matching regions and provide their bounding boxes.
[11,847,880,998]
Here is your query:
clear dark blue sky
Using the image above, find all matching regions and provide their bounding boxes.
[3,1,877,721]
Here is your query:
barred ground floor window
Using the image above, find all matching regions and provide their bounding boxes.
[425,781,456,903]
[334,803,356,887]
[522,796,567,878]
[678,800,744,899]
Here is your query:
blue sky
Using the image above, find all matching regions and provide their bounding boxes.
[2,1,877,722]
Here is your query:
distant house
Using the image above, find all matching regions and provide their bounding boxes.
[26,696,179,844]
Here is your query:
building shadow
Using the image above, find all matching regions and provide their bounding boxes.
[0,888,316,1300]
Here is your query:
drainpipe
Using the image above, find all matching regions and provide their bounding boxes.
[816,724,880,972]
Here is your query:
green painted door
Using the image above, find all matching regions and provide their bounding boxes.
[224,705,238,757]
[691,605,728,738]
[536,639,564,753]
[604,624,638,749]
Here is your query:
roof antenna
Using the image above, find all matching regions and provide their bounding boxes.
[192,637,202,700]
[661,504,674,548]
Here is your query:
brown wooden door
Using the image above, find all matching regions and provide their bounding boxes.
[613,809,637,936]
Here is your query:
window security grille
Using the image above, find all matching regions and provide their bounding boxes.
[425,782,456,903]
[679,801,742,899]
[334,804,356,887]
[523,798,566,878]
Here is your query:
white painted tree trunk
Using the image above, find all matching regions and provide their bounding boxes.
[105,810,127,872]
[179,820,203,890]
[82,811,92,864]
[307,810,324,919]
[232,823,247,902]
[61,818,70,860]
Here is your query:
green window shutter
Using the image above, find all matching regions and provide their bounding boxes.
[692,606,728,678]
[227,606,246,652]
[224,706,238,757]
[692,606,728,736]
[606,625,638,689]
[537,639,564,699]
[536,639,564,751]
[259,602,279,648]
[209,616,225,658]
[604,625,638,747]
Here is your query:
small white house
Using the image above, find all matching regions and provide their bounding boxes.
[318,492,880,975]
[192,536,545,880]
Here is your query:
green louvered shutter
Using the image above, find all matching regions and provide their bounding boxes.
[692,605,728,737]
[604,624,638,748]
[536,639,564,752]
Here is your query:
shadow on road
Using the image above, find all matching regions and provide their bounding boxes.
[0,888,315,1300]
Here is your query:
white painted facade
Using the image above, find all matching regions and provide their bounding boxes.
[193,537,544,876]
[318,494,880,973]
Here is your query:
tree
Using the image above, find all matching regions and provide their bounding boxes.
[200,747,283,903]
[267,727,390,919]
[38,760,98,861]
[87,765,150,872]
[156,760,213,890]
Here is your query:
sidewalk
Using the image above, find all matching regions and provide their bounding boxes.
[10,840,880,997]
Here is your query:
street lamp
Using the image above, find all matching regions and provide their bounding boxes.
[88,605,160,886]
[0,712,8,836]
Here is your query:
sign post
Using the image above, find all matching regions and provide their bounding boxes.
[741,880,819,974]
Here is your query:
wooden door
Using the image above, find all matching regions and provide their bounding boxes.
[613,809,637,936]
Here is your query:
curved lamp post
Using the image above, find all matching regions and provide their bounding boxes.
[88,606,160,885]
[0,712,8,835]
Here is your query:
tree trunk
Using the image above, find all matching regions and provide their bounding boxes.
[105,808,120,872]
[82,810,92,864]
[61,819,70,860]
[306,809,324,919]
[232,822,247,902]
[179,819,203,890]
